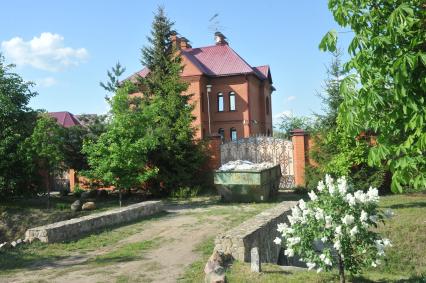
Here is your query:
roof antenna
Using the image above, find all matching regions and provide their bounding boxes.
[208,13,226,33]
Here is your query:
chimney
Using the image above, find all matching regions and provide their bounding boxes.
[180,37,192,49]
[170,30,181,50]
[214,32,228,45]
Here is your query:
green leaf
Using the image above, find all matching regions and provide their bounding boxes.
[319,30,337,52]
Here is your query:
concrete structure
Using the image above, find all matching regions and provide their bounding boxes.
[25,201,163,243]
[127,32,274,142]
[214,201,297,263]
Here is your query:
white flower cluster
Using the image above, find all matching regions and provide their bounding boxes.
[274,175,393,274]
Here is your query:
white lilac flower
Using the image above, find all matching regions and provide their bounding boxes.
[354,190,367,203]
[345,193,356,206]
[371,261,377,267]
[366,187,379,202]
[382,238,392,247]
[299,199,307,210]
[325,174,334,188]
[337,176,347,195]
[325,215,333,228]
[315,208,324,221]
[317,181,325,192]
[274,237,282,245]
[375,240,385,256]
[284,248,294,257]
[350,226,358,237]
[360,210,368,222]
[317,268,323,273]
[335,225,342,236]
[342,214,355,225]
[287,237,301,247]
[308,191,318,201]
[321,236,327,242]
[307,262,316,270]
[384,209,394,219]
[319,254,332,266]
[333,239,341,251]
[277,223,288,233]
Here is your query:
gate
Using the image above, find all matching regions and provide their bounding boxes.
[220,136,294,188]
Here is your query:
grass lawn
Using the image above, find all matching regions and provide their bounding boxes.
[180,193,426,283]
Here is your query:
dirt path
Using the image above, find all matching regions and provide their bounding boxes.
[0,203,232,283]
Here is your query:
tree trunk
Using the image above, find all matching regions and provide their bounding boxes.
[338,254,345,283]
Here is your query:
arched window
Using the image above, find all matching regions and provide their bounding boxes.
[266,97,270,115]
[230,128,237,141]
[218,128,225,142]
[217,92,224,112]
[229,92,236,111]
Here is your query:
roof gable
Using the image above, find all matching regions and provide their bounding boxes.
[48,111,81,128]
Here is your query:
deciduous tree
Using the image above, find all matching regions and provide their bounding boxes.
[320,0,426,192]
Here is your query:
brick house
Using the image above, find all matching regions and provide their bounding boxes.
[128,32,274,142]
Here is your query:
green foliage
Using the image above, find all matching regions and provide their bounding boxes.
[77,114,109,141]
[139,6,207,195]
[305,51,386,193]
[24,114,66,175]
[100,61,126,95]
[321,0,426,192]
[171,186,200,199]
[83,82,159,191]
[73,185,84,198]
[0,54,38,197]
[277,115,314,139]
[62,125,89,171]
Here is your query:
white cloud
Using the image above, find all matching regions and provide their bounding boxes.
[36,77,57,87]
[287,96,296,101]
[1,32,89,72]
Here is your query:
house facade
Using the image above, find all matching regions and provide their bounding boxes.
[129,32,274,142]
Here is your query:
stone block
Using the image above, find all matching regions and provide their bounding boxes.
[25,201,163,243]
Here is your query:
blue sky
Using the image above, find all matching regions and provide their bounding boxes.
[0,0,353,126]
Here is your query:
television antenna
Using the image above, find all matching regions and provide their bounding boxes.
[208,13,226,33]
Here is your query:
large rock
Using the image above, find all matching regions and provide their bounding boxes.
[71,200,82,212]
[82,202,96,211]
[204,250,226,283]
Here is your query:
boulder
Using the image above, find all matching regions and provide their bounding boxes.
[0,242,9,249]
[204,250,226,283]
[11,241,17,247]
[71,200,82,212]
[82,202,96,211]
[16,239,22,245]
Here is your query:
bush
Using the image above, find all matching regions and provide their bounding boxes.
[73,186,84,198]
[171,186,200,199]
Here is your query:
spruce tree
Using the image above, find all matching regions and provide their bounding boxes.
[140,6,205,195]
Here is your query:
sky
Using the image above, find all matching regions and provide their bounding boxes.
[0,0,353,127]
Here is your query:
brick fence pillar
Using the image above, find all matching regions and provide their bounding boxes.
[207,134,222,170]
[290,129,309,187]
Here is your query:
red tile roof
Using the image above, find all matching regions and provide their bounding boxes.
[127,44,271,83]
[48,112,82,128]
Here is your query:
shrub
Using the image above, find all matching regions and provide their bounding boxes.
[275,175,393,283]
[73,186,84,198]
[171,186,200,199]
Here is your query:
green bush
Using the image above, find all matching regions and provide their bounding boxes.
[73,186,84,198]
[55,203,68,210]
[171,186,200,199]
